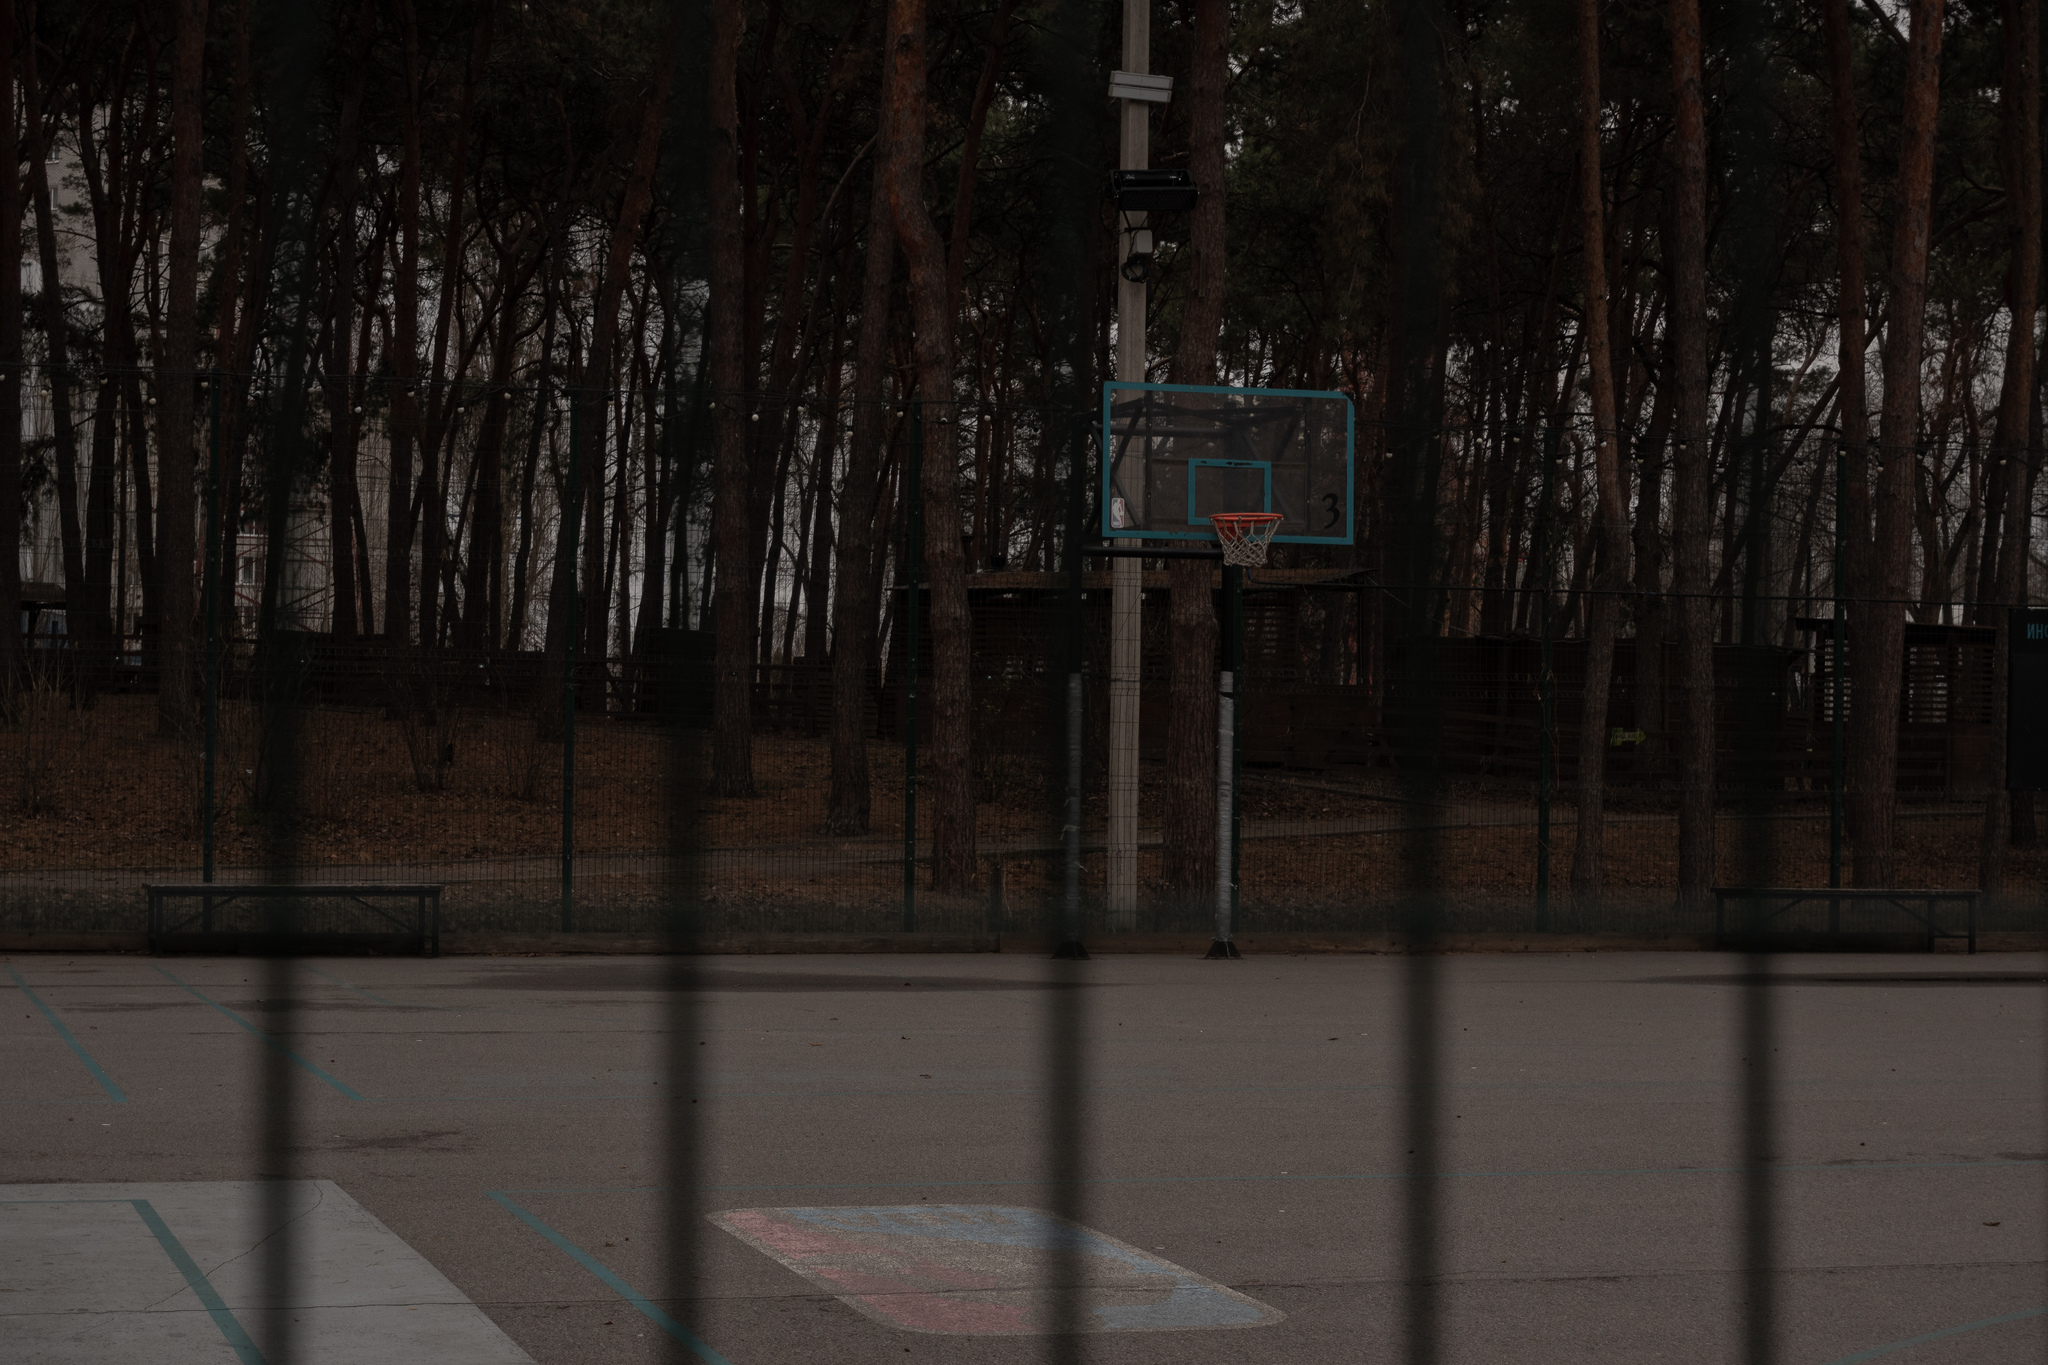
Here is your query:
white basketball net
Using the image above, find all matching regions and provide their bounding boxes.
[1211,514,1283,568]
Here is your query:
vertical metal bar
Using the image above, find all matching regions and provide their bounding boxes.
[904,403,921,934]
[202,375,221,929]
[1220,556,1236,929]
[1734,305,1779,1365]
[1058,417,1087,959]
[561,387,579,934]
[1215,658,1234,945]
[258,29,331,1324]
[1046,916,1088,1349]
[1830,442,1846,891]
[1209,561,1243,958]
[662,581,706,1365]
[1064,673,1083,945]
[1049,416,1090,1350]
[1534,427,1558,931]
[1742,947,1776,1363]
[1403,945,1440,1364]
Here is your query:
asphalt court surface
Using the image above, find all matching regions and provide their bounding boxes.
[4,951,2046,1362]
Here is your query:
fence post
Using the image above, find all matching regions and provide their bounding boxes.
[202,375,221,930]
[903,402,921,934]
[561,387,579,934]
[202,375,220,889]
[1534,426,1559,931]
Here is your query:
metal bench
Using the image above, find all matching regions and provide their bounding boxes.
[145,883,443,957]
[1711,887,1977,954]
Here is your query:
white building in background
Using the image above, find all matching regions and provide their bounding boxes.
[228,503,332,635]
[15,134,352,644]
[18,143,95,600]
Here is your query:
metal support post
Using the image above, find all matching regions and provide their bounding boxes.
[904,404,923,934]
[1208,562,1244,958]
[1220,568,1236,929]
[560,388,579,933]
[1057,419,1090,959]
[1106,0,1152,930]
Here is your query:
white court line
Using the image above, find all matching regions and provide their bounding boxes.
[0,1181,534,1363]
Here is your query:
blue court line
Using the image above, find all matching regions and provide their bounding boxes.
[486,1191,734,1364]
[130,1199,269,1364]
[151,966,368,1100]
[1821,1304,2048,1362]
[0,1197,266,1363]
[502,1155,2048,1196]
[6,965,128,1101]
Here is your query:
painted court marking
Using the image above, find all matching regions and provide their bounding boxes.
[1821,1304,2048,1363]
[1,1181,534,1363]
[711,1205,1283,1334]
[4,964,128,1103]
[151,966,369,1099]
[487,1192,735,1364]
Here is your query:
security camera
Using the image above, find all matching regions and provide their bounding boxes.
[1120,227,1154,284]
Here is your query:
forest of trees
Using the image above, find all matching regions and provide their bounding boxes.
[0,0,2040,905]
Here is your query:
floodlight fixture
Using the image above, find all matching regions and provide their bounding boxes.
[1109,169,1196,214]
[1108,71,1173,103]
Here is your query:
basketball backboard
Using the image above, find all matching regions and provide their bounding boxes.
[1100,382,1354,544]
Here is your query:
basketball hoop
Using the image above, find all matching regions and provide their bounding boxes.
[1210,512,1284,567]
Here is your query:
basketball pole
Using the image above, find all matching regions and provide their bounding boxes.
[1057,416,1089,959]
[1208,561,1244,959]
[1107,0,1152,932]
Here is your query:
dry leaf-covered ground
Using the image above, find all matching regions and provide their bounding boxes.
[0,691,2030,934]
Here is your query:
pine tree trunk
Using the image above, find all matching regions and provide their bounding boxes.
[388,0,422,647]
[324,0,374,645]
[154,0,208,733]
[0,0,19,698]
[1982,0,2040,891]
[885,0,975,893]
[827,137,896,834]
[580,19,678,664]
[1571,0,1627,903]
[1163,0,1228,912]
[1667,0,1716,906]
[1854,0,1946,887]
[802,294,849,677]
[709,0,756,796]
[23,46,82,638]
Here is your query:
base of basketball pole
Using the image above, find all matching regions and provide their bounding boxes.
[1204,938,1242,960]
[1052,939,1091,960]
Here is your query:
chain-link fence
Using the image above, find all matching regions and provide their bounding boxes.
[4,578,2036,945]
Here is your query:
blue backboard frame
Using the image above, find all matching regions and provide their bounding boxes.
[1101,381,1355,545]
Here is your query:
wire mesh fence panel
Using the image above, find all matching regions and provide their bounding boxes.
[5,570,2040,942]
[8,385,2048,1365]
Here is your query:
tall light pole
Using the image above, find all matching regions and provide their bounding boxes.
[1107,0,1158,930]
